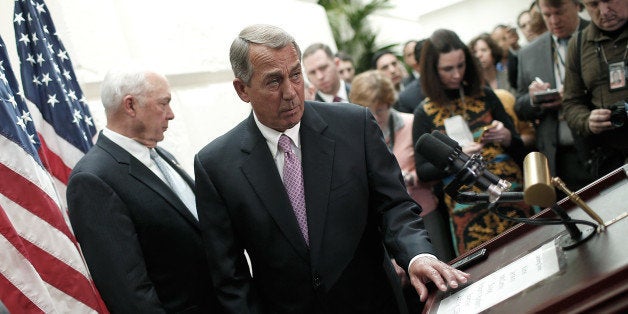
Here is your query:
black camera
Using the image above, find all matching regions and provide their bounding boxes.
[609,100,628,127]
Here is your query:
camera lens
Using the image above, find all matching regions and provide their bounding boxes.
[609,102,627,127]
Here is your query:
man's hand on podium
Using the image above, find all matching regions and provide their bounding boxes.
[409,256,471,302]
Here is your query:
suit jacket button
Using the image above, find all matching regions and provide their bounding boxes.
[312,275,321,288]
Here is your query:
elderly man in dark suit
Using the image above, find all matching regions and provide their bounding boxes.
[67,65,219,313]
[194,24,469,314]
[515,0,591,191]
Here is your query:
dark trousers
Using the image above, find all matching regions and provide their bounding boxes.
[556,145,592,195]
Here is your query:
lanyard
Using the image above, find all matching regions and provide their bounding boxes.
[552,39,568,86]
[596,41,628,65]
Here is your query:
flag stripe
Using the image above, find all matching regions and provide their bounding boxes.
[0,207,53,314]
[20,239,100,311]
[0,191,86,276]
[37,134,72,185]
[0,264,46,314]
[0,162,74,241]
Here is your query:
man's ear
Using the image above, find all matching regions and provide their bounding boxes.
[122,95,136,117]
[233,78,250,103]
[334,57,340,67]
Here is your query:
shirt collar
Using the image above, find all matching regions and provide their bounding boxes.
[102,127,152,168]
[253,113,301,157]
[317,80,348,102]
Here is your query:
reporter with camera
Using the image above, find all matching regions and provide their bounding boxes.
[515,0,591,191]
[562,0,628,179]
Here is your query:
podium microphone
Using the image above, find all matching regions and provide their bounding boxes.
[430,131,511,192]
[416,133,510,201]
[456,153,558,207]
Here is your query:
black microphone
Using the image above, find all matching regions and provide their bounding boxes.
[430,130,509,190]
[416,133,510,201]
[456,191,524,204]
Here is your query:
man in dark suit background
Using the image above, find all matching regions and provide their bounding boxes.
[67,65,219,313]
[396,39,427,114]
[302,43,351,103]
[515,0,591,191]
[195,24,469,313]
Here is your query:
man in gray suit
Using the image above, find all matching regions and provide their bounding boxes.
[195,24,469,313]
[67,65,218,313]
[515,0,591,191]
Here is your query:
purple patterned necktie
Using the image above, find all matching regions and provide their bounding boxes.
[278,134,309,245]
[333,95,342,102]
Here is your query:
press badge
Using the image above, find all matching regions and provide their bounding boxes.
[608,61,626,91]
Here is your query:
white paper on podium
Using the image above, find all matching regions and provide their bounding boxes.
[437,241,560,314]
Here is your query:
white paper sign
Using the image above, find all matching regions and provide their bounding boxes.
[444,115,474,147]
[437,241,560,314]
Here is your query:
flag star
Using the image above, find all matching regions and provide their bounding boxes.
[84,115,94,126]
[32,75,42,85]
[62,69,72,80]
[67,89,77,100]
[0,72,7,84]
[47,94,59,107]
[52,63,60,73]
[27,13,32,23]
[27,133,36,144]
[16,116,28,131]
[31,33,39,44]
[18,33,30,46]
[16,111,32,131]
[26,133,37,144]
[14,12,26,25]
[36,3,46,14]
[36,53,45,66]
[0,60,4,70]
[41,73,52,86]
[72,109,82,124]
[21,110,33,123]
[57,49,69,61]
[7,96,18,108]
[47,43,54,53]
[26,53,36,65]
[79,95,88,105]
[43,25,49,34]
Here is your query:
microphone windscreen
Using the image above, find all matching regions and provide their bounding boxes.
[523,152,556,207]
[431,130,461,149]
[417,133,455,171]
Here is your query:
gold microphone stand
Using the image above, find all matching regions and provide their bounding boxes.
[551,177,605,232]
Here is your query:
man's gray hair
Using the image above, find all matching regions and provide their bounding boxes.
[230,24,301,84]
[100,65,155,114]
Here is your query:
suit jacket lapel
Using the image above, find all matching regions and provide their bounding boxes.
[239,114,309,261]
[540,35,557,88]
[97,134,199,229]
[299,104,334,261]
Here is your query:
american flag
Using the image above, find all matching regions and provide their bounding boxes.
[0,0,108,312]
[13,0,96,208]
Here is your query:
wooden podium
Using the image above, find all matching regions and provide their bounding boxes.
[423,165,628,313]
